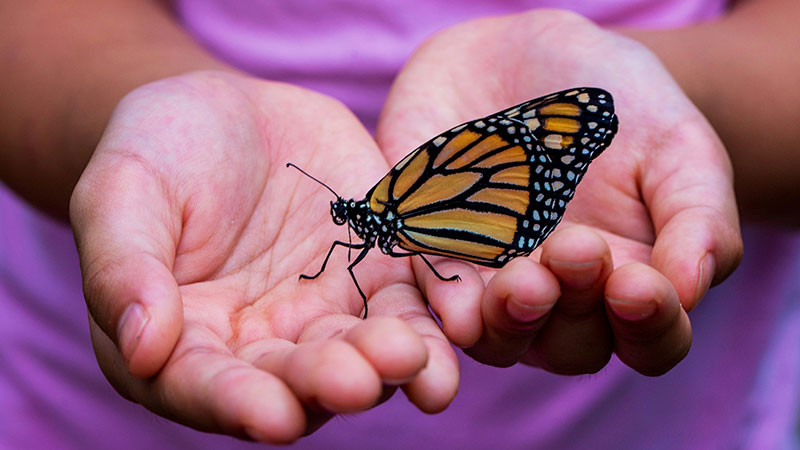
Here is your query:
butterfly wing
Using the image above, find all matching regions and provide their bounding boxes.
[366,87,618,267]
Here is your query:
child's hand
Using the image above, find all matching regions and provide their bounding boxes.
[377,10,742,375]
[70,71,458,443]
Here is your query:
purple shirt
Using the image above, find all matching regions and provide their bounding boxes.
[3,1,799,449]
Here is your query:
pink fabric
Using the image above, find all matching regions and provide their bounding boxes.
[4,1,799,448]
[175,0,726,132]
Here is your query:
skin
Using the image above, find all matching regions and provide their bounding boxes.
[71,74,459,441]
[1,0,796,444]
[3,1,460,442]
[621,0,800,224]
[377,10,742,375]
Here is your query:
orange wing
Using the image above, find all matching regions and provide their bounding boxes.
[365,87,618,267]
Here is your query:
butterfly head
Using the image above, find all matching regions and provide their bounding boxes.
[330,198,349,226]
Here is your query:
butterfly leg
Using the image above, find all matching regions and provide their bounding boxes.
[300,240,368,280]
[418,254,461,282]
[347,246,372,319]
[388,250,461,283]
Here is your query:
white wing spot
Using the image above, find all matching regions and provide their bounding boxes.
[544,134,563,149]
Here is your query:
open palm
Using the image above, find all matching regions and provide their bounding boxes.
[377,10,742,375]
[70,71,457,443]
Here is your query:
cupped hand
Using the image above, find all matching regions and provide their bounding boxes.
[377,10,742,375]
[70,71,458,443]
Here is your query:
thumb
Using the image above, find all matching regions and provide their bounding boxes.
[70,155,183,378]
[645,125,743,310]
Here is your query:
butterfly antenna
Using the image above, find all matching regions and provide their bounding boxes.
[286,163,340,198]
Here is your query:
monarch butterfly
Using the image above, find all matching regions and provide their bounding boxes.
[289,87,618,318]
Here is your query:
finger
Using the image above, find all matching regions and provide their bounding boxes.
[402,332,460,414]
[71,155,182,378]
[343,316,429,385]
[352,282,460,413]
[247,311,422,414]
[644,125,743,310]
[605,263,692,376]
[93,323,307,444]
[253,337,383,414]
[463,257,559,367]
[651,206,742,310]
[411,257,485,348]
[253,281,459,415]
[520,227,614,374]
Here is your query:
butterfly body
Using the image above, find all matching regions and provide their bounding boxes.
[291,87,618,318]
[329,198,401,255]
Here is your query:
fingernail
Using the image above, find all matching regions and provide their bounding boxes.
[547,258,604,289]
[245,427,270,443]
[383,376,417,386]
[607,297,657,321]
[506,298,553,323]
[117,303,149,364]
[695,253,716,301]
